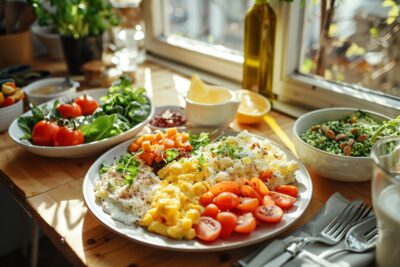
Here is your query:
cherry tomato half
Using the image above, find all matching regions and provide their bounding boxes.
[74,95,99,115]
[274,185,299,198]
[254,205,283,224]
[240,185,262,203]
[269,191,296,209]
[216,212,238,239]
[236,197,259,212]
[202,204,220,219]
[209,181,241,196]
[195,216,221,242]
[53,127,84,146]
[32,120,60,146]
[213,192,240,211]
[262,195,275,206]
[57,103,82,119]
[235,212,256,234]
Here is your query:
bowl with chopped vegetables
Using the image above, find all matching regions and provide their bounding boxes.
[293,108,399,182]
[8,77,154,158]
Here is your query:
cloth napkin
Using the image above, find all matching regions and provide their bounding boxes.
[236,193,375,267]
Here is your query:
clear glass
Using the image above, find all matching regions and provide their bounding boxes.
[371,137,400,267]
[300,0,400,99]
[166,0,253,52]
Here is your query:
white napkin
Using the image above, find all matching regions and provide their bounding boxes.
[236,193,375,267]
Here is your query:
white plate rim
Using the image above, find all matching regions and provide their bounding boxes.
[83,131,313,252]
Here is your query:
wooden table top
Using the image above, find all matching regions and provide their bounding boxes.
[0,59,372,267]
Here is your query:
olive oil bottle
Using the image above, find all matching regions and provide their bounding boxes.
[242,0,276,99]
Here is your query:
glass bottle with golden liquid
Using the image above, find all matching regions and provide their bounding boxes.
[242,0,276,99]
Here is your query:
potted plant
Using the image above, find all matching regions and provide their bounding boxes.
[30,0,119,74]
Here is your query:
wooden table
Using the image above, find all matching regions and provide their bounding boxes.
[0,60,373,267]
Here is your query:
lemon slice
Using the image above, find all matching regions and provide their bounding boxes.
[187,74,209,101]
[236,90,271,124]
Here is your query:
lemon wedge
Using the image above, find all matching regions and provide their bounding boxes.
[236,90,271,124]
[187,74,209,102]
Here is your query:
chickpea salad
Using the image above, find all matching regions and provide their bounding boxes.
[94,129,302,242]
[301,111,400,157]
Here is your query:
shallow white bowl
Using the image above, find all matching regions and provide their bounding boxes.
[148,105,186,131]
[0,100,23,132]
[8,89,154,158]
[24,77,79,106]
[293,108,391,182]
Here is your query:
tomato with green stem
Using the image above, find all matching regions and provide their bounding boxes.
[74,94,99,115]
[57,103,82,119]
[54,126,84,146]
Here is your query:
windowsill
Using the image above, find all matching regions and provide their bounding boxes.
[147,53,310,118]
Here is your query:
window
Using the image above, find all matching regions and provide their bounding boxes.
[144,0,400,116]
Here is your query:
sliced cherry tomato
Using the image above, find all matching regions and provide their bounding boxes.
[57,103,82,119]
[248,177,269,197]
[240,185,262,203]
[269,191,296,209]
[32,120,60,146]
[213,192,240,211]
[237,197,259,212]
[235,213,257,234]
[210,181,241,196]
[254,205,283,224]
[53,126,84,146]
[262,195,275,206]
[275,185,299,198]
[195,216,221,242]
[216,212,238,239]
[202,204,220,219]
[200,191,215,206]
[74,95,99,115]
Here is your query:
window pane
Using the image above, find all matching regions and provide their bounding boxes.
[166,0,253,52]
[300,0,400,99]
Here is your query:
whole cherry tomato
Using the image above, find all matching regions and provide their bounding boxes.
[74,95,99,115]
[216,211,238,238]
[53,126,84,146]
[213,192,240,211]
[32,120,60,146]
[202,204,220,219]
[57,103,82,118]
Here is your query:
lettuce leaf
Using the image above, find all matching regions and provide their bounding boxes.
[80,114,130,142]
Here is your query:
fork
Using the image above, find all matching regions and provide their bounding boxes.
[260,201,371,267]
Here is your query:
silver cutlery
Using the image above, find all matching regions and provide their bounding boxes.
[250,201,371,267]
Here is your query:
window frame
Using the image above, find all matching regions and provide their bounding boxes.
[143,0,400,117]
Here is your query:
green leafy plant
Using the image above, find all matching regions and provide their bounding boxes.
[30,0,119,38]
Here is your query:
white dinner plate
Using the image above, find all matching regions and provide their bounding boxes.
[83,130,313,251]
[8,89,154,158]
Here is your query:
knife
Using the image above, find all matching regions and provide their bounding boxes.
[262,241,306,267]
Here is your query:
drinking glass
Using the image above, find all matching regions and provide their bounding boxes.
[371,136,400,267]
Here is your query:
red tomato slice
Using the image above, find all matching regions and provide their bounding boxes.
[195,217,221,242]
[254,205,283,223]
[210,181,241,196]
[240,185,262,203]
[202,204,220,219]
[235,212,257,234]
[200,191,215,206]
[237,197,259,211]
[214,192,240,211]
[269,191,296,209]
[216,212,238,239]
[262,195,275,206]
[274,185,299,198]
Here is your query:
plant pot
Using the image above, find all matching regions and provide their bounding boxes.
[0,31,33,68]
[61,35,103,75]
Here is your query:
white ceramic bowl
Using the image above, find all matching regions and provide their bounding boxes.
[8,89,154,158]
[0,100,23,132]
[293,108,391,182]
[24,77,79,106]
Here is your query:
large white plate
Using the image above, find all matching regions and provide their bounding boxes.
[83,131,313,251]
[8,89,154,158]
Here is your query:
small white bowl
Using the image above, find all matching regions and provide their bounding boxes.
[149,105,186,131]
[24,77,79,106]
[0,100,23,132]
[8,89,154,158]
[293,108,391,182]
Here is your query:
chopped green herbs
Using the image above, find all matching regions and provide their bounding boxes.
[165,148,180,163]
[301,111,399,157]
[189,132,211,152]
